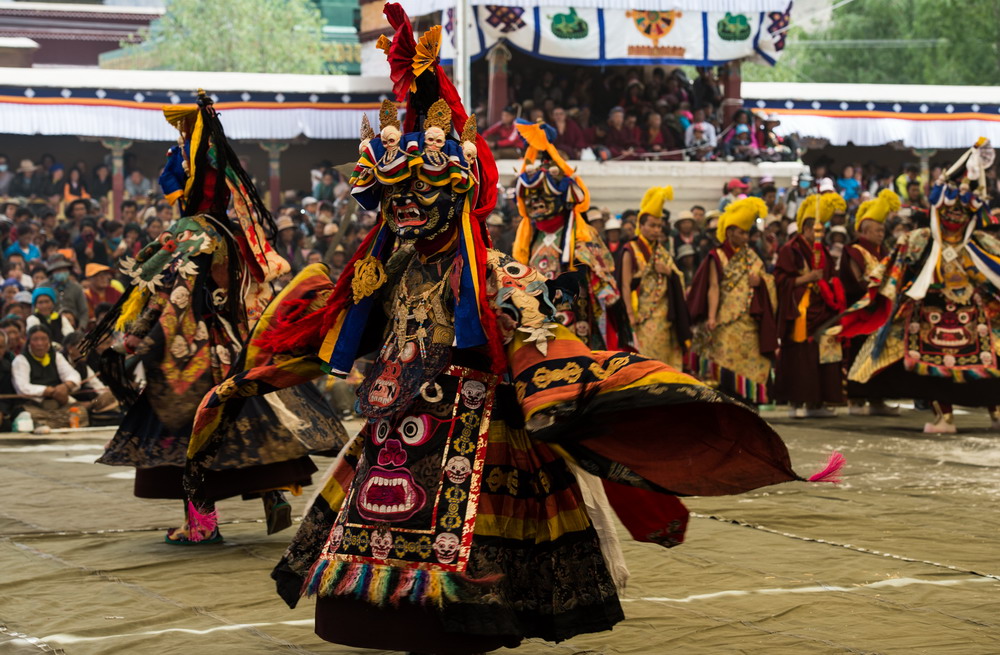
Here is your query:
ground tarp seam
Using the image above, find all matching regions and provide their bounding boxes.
[692,513,1000,581]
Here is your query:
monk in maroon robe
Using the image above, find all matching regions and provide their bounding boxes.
[774,199,846,417]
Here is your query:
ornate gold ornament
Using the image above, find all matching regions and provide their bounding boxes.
[352,255,388,304]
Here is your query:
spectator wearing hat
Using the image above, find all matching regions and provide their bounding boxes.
[486,213,513,255]
[12,324,85,427]
[482,105,522,159]
[675,243,698,288]
[1,279,22,312]
[719,178,749,212]
[9,160,46,199]
[327,244,348,282]
[74,217,111,269]
[669,210,701,265]
[83,263,121,324]
[603,216,623,253]
[272,214,306,274]
[6,289,30,318]
[5,223,41,263]
[46,255,87,329]
[826,225,849,269]
[26,287,73,345]
[722,124,759,162]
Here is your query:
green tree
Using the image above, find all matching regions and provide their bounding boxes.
[746,0,1000,85]
[122,0,331,74]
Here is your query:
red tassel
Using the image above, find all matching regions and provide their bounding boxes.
[808,451,846,484]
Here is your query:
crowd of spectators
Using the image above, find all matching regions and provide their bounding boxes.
[0,151,375,429]
[484,159,1000,291]
[478,65,798,163]
[0,127,984,431]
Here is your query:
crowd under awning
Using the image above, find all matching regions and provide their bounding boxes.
[0,67,391,142]
[743,82,1000,150]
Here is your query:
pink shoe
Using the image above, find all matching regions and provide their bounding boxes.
[923,419,957,434]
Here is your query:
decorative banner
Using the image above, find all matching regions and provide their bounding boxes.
[440,3,793,67]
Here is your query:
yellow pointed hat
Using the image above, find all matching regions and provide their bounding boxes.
[796,193,846,232]
[717,196,768,244]
[639,186,673,220]
[855,188,901,231]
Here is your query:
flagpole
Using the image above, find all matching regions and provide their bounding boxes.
[454,0,471,111]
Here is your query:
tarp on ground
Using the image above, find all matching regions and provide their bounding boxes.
[1,409,999,654]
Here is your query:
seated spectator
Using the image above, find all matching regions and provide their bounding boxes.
[26,287,73,345]
[313,170,340,203]
[686,122,716,161]
[6,223,41,263]
[74,218,112,268]
[722,124,759,162]
[599,106,643,160]
[90,164,112,199]
[29,263,47,290]
[144,215,164,242]
[272,215,307,274]
[641,111,680,159]
[125,169,152,199]
[45,165,66,202]
[83,264,121,325]
[7,291,32,320]
[5,253,35,289]
[120,199,139,224]
[2,278,21,307]
[482,106,522,158]
[9,160,47,199]
[684,109,718,154]
[837,165,860,201]
[46,255,88,329]
[63,167,91,203]
[12,325,86,428]
[0,316,25,355]
[550,107,586,159]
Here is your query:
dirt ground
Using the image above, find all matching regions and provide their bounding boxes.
[1,408,998,655]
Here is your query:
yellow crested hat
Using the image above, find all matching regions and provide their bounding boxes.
[639,186,673,220]
[796,193,846,232]
[855,188,901,231]
[717,197,768,244]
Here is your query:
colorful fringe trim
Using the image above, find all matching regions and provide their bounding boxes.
[687,353,768,404]
[904,356,1000,383]
[302,559,500,609]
